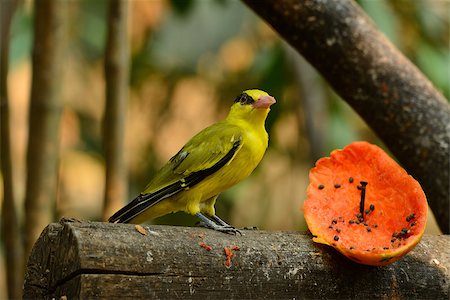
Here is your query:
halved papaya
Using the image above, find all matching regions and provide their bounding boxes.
[303,141,427,266]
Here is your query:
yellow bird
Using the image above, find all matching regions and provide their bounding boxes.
[109,89,276,233]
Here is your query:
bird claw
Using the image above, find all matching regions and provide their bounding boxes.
[217,226,242,235]
[195,213,242,235]
[197,221,241,235]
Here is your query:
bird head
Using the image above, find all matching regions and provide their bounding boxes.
[227,89,276,124]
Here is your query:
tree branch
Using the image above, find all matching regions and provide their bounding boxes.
[242,0,450,232]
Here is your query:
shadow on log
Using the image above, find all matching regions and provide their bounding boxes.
[24,221,449,299]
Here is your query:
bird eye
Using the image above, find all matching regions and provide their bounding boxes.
[234,93,255,105]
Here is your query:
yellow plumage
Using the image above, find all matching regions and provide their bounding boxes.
[109,89,276,233]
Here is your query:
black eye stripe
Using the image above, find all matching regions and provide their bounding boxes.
[234,93,255,105]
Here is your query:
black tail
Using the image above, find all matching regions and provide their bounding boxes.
[108,182,183,223]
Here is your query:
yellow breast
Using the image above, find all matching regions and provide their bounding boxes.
[189,125,268,201]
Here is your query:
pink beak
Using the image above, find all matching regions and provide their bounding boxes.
[252,95,276,109]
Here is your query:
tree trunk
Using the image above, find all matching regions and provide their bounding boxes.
[24,0,67,260]
[242,0,450,233]
[24,221,449,299]
[0,0,24,298]
[102,0,129,221]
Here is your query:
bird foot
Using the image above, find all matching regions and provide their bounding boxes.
[195,213,241,235]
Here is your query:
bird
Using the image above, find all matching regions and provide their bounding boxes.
[109,89,276,234]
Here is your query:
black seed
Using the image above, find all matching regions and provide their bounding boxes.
[359,181,368,220]
[334,183,341,188]
[332,219,338,224]
[366,227,371,232]
[369,204,375,211]
[357,185,362,190]
[392,232,399,238]
[362,222,368,226]
[373,224,378,228]
[328,225,333,229]
[359,218,364,223]
[349,177,354,183]
[355,221,360,225]
[336,228,341,233]
[356,213,362,219]
[406,213,416,222]
[365,209,370,214]
[383,247,389,250]
[411,222,416,227]
[318,184,325,190]
[391,238,396,243]
[349,220,355,224]
[334,235,339,241]
[350,246,355,250]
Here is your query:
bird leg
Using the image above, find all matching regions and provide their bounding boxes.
[211,215,233,227]
[195,213,241,235]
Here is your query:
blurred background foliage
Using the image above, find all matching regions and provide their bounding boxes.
[0,0,448,295]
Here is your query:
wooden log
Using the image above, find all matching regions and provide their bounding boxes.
[24,220,449,299]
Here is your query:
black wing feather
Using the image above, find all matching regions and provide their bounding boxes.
[108,139,241,223]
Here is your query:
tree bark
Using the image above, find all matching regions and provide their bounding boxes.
[24,221,449,299]
[102,0,129,221]
[242,0,450,233]
[0,1,24,298]
[24,0,67,259]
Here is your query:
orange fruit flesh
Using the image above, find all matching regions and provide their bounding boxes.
[304,141,427,266]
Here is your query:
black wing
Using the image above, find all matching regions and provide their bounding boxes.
[108,139,241,223]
